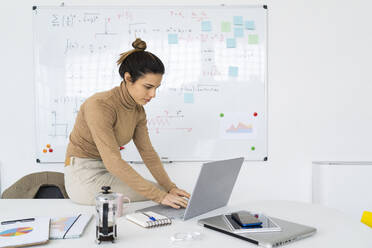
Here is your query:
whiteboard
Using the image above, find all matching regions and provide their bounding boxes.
[33,5,268,163]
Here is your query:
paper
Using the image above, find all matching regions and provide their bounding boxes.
[226,38,236,48]
[245,21,255,30]
[0,217,50,248]
[201,21,212,32]
[234,28,244,38]
[168,34,178,44]
[221,22,231,32]
[233,16,244,26]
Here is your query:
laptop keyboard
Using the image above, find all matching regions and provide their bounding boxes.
[136,205,186,219]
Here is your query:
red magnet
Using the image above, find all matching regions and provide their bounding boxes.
[253,112,258,117]
[49,148,53,153]
[119,146,125,150]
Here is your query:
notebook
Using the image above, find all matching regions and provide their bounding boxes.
[198,214,316,248]
[126,211,172,228]
[0,217,50,248]
[49,214,92,239]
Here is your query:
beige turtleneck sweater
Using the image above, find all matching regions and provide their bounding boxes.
[65,81,176,203]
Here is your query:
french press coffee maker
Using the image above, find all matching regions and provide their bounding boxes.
[95,186,118,244]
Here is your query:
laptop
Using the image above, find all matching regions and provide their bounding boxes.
[136,157,244,221]
[198,214,317,248]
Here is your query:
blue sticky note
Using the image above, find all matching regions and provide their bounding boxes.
[228,66,239,77]
[234,28,244,38]
[201,21,212,32]
[184,93,194,103]
[245,20,255,30]
[233,16,243,26]
[226,38,236,48]
[168,34,178,44]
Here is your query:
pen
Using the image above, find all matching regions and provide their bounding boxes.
[1,218,35,225]
[142,212,156,221]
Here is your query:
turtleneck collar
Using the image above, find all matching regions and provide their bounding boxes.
[118,80,138,110]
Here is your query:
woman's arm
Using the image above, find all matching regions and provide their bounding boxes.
[132,110,177,192]
[133,110,191,208]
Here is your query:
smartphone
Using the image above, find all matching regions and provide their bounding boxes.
[223,211,282,233]
[231,211,262,227]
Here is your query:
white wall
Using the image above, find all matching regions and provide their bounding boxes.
[1,0,371,209]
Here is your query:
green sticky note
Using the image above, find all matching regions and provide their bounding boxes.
[221,22,231,32]
[248,34,259,44]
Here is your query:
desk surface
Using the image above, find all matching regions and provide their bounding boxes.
[1,199,371,248]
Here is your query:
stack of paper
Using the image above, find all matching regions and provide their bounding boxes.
[0,213,92,247]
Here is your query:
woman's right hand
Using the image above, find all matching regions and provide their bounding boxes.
[161,193,188,209]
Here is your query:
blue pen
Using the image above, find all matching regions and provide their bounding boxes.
[142,212,156,221]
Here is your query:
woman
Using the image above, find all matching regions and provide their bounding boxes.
[64,38,190,208]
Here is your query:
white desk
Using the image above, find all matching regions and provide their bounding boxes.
[1,199,371,247]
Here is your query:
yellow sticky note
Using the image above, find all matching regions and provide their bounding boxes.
[361,211,372,228]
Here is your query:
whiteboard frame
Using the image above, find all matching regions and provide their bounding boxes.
[32,4,269,163]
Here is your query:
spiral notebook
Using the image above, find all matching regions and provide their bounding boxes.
[126,211,172,228]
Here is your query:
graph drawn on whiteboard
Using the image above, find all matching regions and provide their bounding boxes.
[220,112,258,140]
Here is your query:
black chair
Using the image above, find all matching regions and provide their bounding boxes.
[34,185,65,199]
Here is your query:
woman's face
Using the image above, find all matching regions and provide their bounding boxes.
[125,72,162,105]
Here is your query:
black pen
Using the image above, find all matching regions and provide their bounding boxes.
[1,218,35,225]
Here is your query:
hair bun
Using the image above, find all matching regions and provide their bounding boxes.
[132,38,147,51]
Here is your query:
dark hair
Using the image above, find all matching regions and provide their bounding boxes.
[117,38,165,82]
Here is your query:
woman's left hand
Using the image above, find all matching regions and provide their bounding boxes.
[169,188,190,199]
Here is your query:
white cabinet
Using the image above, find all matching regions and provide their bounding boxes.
[312,163,372,219]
